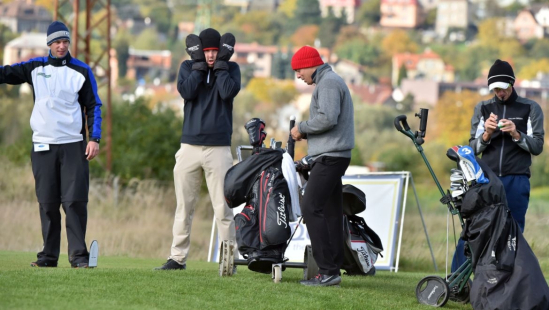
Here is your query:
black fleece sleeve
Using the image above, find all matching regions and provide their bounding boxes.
[177,60,206,101]
[214,62,241,101]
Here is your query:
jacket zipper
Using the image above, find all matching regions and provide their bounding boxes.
[498,106,506,176]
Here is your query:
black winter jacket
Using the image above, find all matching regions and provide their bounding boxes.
[469,89,544,177]
[177,60,240,146]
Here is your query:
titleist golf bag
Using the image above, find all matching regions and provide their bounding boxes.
[340,184,383,275]
[224,147,293,274]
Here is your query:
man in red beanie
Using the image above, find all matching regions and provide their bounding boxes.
[290,46,355,286]
[155,28,240,270]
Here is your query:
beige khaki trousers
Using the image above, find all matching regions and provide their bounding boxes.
[169,144,236,264]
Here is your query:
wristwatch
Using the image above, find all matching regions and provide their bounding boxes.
[90,137,101,144]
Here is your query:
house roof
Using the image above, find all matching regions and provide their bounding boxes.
[235,43,331,60]
[393,49,448,71]
[6,32,48,49]
[381,0,418,4]
[128,47,171,57]
[0,0,51,20]
[349,83,393,105]
[321,0,361,7]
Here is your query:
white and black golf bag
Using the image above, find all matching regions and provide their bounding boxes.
[340,185,383,275]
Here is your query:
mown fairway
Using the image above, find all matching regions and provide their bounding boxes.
[1,251,475,310]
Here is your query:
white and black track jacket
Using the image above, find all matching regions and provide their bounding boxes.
[470,89,544,177]
[0,52,102,144]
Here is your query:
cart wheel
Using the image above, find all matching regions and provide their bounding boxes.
[272,264,282,283]
[303,245,318,280]
[416,276,450,307]
[219,240,235,277]
[447,275,472,304]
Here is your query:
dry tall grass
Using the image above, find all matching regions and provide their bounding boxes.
[1,161,547,274]
[0,162,215,262]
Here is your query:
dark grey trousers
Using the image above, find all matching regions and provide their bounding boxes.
[31,141,89,265]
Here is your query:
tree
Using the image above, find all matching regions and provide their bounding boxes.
[91,98,182,181]
[381,30,419,57]
[528,39,549,59]
[293,0,321,26]
[355,0,381,27]
[397,64,408,86]
[477,18,506,47]
[232,11,284,45]
[317,7,345,49]
[430,90,485,148]
[334,39,379,66]
[133,28,167,50]
[518,58,549,79]
[424,8,437,28]
[113,28,133,78]
[278,0,297,18]
[333,25,367,50]
[290,25,319,47]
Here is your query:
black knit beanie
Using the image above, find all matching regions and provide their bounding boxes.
[199,28,220,51]
[487,59,515,90]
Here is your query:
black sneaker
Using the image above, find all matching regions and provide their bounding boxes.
[30,260,57,267]
[154,259,186,270]
[71,263,89,269]
[300,274,341,287]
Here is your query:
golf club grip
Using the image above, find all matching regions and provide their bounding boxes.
[288,119,296,159]
[394,115,410,132]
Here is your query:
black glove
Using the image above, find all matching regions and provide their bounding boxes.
[213,60,229,72]
[192,61,208,72]
[185,34,205,62]
[244,118,266,147]
[217,33,235,61]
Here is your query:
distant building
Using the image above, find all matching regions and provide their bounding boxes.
[514,5,549,42]
[223,0,279,13]
[3,32,48,65]
[319,0,362,24]
[380,0,425,29]
[332,59,365,85]
[435,0,473,39]
[126,48,172,82]
[233,43,331,79]
[392,49,455,87]
[418,0,439,11]
[0,0,52,33]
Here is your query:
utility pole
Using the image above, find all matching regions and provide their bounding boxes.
[54,0,113,174]
[195,0,212,34]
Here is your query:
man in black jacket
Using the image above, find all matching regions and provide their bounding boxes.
[452,59,544,271]
[155,28,241,270]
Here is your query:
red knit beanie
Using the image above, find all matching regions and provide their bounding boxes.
[291,46,324,70]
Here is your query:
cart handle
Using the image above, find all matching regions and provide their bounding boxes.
[394,115,411,133]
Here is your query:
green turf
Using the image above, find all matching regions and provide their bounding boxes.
[0,251,473,310]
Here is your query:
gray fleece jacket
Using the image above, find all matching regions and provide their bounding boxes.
[298,63,355,158]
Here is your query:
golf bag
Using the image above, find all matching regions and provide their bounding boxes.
[225,148,292,273]
[457,157,549,309]
[340,184,383,276]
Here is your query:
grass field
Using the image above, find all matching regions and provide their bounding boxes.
[1,163,548,309]
[0,251,474,310]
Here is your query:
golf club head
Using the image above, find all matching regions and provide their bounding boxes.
[451,190,464,198]
[456,146,489,184]
[446,145,462,163]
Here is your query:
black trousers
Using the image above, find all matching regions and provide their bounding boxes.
[31,141,89,265]
[302,156,350,276]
